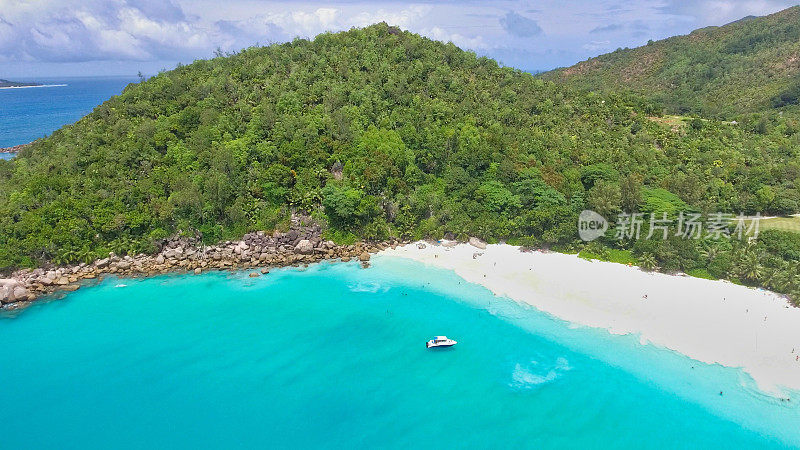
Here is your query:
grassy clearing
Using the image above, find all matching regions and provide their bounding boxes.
[578,248,638,265]
[760,216,800,233]
[647,115,689,130]
[686,268,717,280]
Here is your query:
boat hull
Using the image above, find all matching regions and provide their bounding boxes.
[426,341,457,348]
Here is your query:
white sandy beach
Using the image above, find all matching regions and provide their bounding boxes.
[382,242,800,394]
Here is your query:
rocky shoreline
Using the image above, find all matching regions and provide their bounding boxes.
[0,143,28,154]
[0,218,401,312]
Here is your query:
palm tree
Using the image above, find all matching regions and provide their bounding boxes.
[789,288,800,307]
[108,239,126,256]
[763,268,789,291]
[639,253,658,271]
[791,262,800,279]
[110,236,135,256]
[698,242,720,263]
[301,190,322,210]
[315,168,329,186]
[790,271,800,291]
[54,248,77,266]
[740,251,764,282]
[77,246,96,265]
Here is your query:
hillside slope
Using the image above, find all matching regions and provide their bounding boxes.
[0,23,798,301]
[543,6,800,118]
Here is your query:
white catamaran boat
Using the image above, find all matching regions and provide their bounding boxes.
[426,336,457,348]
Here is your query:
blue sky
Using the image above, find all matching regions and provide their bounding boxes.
[1,0,797,78]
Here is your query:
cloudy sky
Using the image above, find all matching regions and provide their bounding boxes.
[1,0,797,78]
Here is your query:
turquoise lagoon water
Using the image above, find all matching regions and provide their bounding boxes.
[1,256,798,449]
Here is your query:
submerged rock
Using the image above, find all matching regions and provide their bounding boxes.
[3,301,31,311]
[1,212,398,309]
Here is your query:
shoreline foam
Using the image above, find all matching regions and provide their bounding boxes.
[1,217,392,310]
[0,84,67,90]
[381,242,800,393]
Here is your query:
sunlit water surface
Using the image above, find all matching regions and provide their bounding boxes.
[1,257,798,449]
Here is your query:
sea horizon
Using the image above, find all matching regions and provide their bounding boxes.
[0,76,138,148]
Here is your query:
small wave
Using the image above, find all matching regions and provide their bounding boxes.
[0,84,67,90]
[511,364,558,388]
[487,301,527,320]
[555,357,571,371]
[510,357,572,390]
[348,282,388,293]
[114,284,127,288]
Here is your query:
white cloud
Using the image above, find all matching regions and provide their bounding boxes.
[0,0,214,61]
[0,0,797,75]
[582,40,611,52]
[425,26,488,50]
[500,11,542,37]
[349,5,432,29]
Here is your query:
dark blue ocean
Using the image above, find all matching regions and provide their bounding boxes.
[0,76,137,149]
[1,257,799,449]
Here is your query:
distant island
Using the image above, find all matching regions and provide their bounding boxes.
[0,79,41,88]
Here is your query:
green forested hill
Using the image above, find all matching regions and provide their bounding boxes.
[543,6,800,118]
[0,24,798,301]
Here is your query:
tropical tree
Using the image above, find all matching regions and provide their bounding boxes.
[639,253,659,271]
